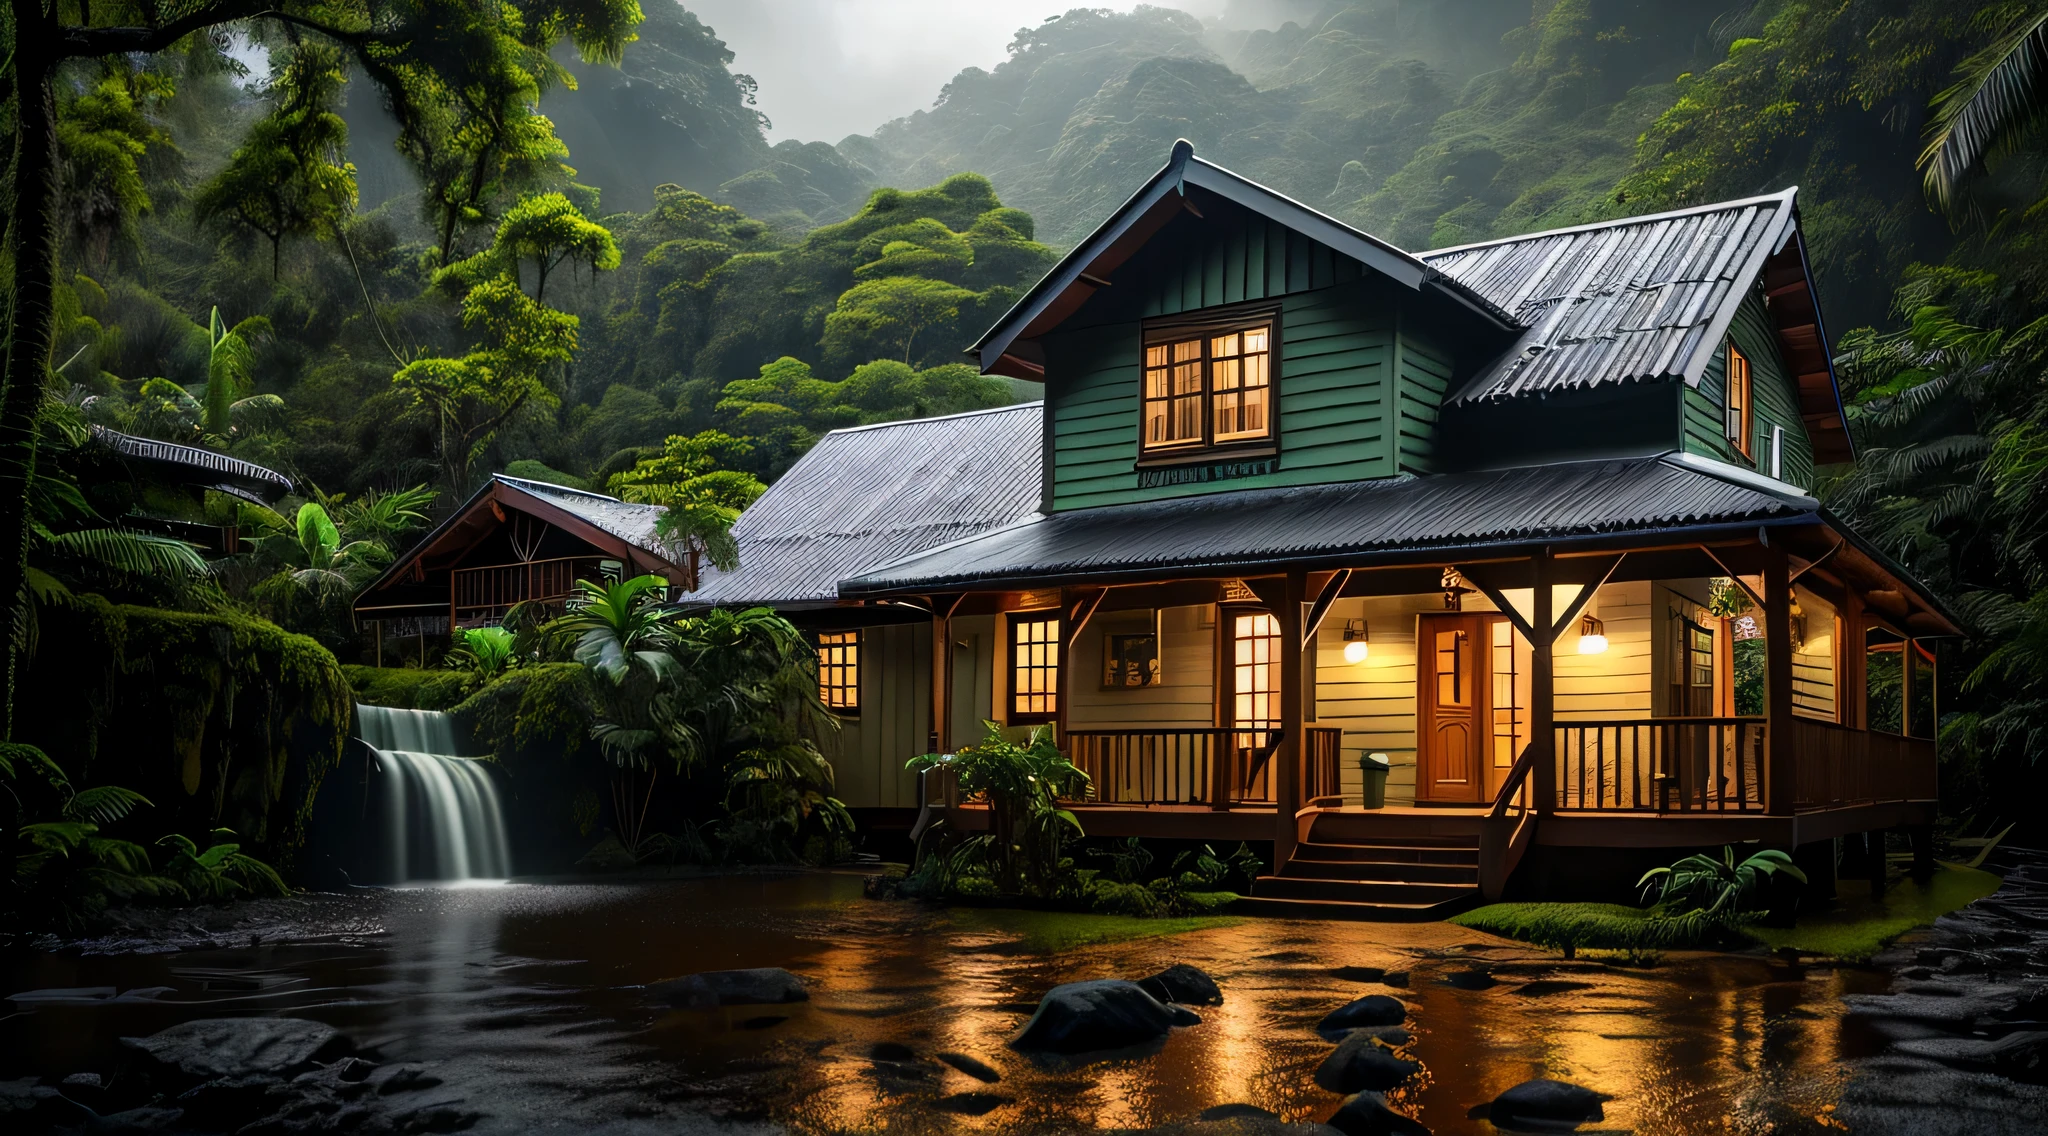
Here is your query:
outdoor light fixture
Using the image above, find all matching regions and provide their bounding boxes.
[1578,614,1608,655]
[1342,618,1370,664]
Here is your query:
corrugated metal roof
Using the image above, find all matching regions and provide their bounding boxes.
[90,425,294,504]
[840,454,1815,595]
[1421,190,1798,404]
[497,475,667,554]
[689,403,1045,607]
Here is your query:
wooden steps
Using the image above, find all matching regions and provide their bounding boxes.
[1242,822,1486,920]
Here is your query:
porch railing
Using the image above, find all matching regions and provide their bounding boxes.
[452,556,607,627]
[1065,727,1343,808]
[1791,718,1938,809]
[1554,717,1766,814]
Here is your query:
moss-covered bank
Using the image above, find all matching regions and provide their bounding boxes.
[20,597,352,873]
[1454,864,2004,963]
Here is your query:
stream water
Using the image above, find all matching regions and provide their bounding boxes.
[0,873,1898,1135]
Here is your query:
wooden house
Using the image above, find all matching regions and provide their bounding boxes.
[665,142,1954,917]
[352,474,691,661]
[88,426,294,554]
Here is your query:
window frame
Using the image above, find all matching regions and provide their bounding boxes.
[815,630,860,717]
[1726,341,1754,461]
[1007,610,1062,725]
[1137,307,1281,465]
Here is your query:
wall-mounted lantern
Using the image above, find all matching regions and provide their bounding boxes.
[1342,618,1370,664]
[1577,614,1609,655]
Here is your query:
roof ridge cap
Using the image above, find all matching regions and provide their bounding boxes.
[1420,187,1800,259]
[493,473,629,504]
[821,400,1044,437]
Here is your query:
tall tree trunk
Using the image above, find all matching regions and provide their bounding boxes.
[0,26,59,739]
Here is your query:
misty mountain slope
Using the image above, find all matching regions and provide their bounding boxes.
[838,1,1706,248]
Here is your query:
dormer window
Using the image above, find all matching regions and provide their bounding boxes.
[1142,318,1274,456]
[1726,342,1753,460]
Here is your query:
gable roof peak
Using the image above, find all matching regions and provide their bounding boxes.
[967,141,1519,380]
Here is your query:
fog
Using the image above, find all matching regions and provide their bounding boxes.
[681,0,1309,144]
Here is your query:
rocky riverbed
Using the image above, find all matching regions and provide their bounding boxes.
[1,863,2042,1134]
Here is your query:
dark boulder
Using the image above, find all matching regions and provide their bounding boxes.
[120,1018,345,1081]
[1010,979,1200,1054]
[1314,1033,1422,1093]
[1469,1079,1608,1131]
[1317,994,1409,1035]
[1199,1103,1279,1121]
[1330,966,1386,983]
[937,1051,1002,1082]
[648,967,808,1009]
[1140,963,1224,1006]
[933,1092,1014,1115]
[1440,969,1497,990]
[0,1077,89,1129]
[1328,1093,1431,1136]
[870,1041,917,1062]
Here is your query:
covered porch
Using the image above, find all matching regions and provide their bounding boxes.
[845,458,1951,913]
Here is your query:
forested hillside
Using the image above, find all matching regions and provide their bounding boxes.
[18,0,2048,827]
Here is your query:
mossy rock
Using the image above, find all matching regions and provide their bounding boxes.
[18,597,352,874]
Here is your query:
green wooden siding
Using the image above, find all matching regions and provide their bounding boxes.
[1135,211,1364,317]
[1046,278,1416,511]
[1396,319,1453,475]
[1685,291,1816,489]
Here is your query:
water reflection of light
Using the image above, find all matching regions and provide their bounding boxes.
[388,878,516,891]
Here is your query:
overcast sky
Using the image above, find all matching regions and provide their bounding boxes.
[681,1,1238,144]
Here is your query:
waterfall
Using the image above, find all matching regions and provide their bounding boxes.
[356,705,512,883]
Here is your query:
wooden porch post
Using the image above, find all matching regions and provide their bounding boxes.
[1530,548,1556,816]
[1275,569,1307,866]
[928,595,961,755]
[1764,543,1796,815]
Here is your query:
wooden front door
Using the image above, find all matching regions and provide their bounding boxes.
[1418,613,1489,803]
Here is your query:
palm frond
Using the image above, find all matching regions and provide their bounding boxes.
[1922,12,2048,210]
[48,528,209,580]
[64,785,152,826]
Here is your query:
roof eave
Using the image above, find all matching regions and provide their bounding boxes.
[837,513,1819,599]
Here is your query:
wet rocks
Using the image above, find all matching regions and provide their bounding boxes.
[1439,968,1496,991]
[933,1091,1014,1115]
[1199,1103,1280,1121]
[649,967,809,1009]
[1835,848,2048,1133]
[1469,1079,1608,1131]
[1327,1093,1430,1136]
[1314,1034,1421,1094]
[120,1017,345,1081]
[1011,979,1201,1054]
[1316,994,1408,1036]
[1140,963,1224,1006]
[937,1051,1002,1082]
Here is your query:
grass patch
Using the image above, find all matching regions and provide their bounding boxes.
[1451,865,2004,964]
[949,907,1244,953]
[1449,903,1726,960]
[1748,864,2002,962]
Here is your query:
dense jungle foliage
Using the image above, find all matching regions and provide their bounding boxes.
[9,0,2048,897]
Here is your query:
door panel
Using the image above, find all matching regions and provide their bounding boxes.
[1418,613,1488,803]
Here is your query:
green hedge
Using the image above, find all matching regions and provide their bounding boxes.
[343,665,483,710]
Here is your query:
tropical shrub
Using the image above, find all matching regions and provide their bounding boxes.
[907,722,1088,898]
[446,626,519,678]
[158,829,290,901]
[1638,845,1809,921]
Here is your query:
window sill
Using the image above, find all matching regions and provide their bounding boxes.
[1134,444,1277,471]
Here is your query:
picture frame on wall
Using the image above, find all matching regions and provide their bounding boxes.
[1104,632,1161,689]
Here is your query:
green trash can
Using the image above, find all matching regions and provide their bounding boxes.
[1359,752,1390,809]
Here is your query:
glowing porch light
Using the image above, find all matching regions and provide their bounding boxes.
[1577,614,1608,655]
[1342,618,1369,664]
